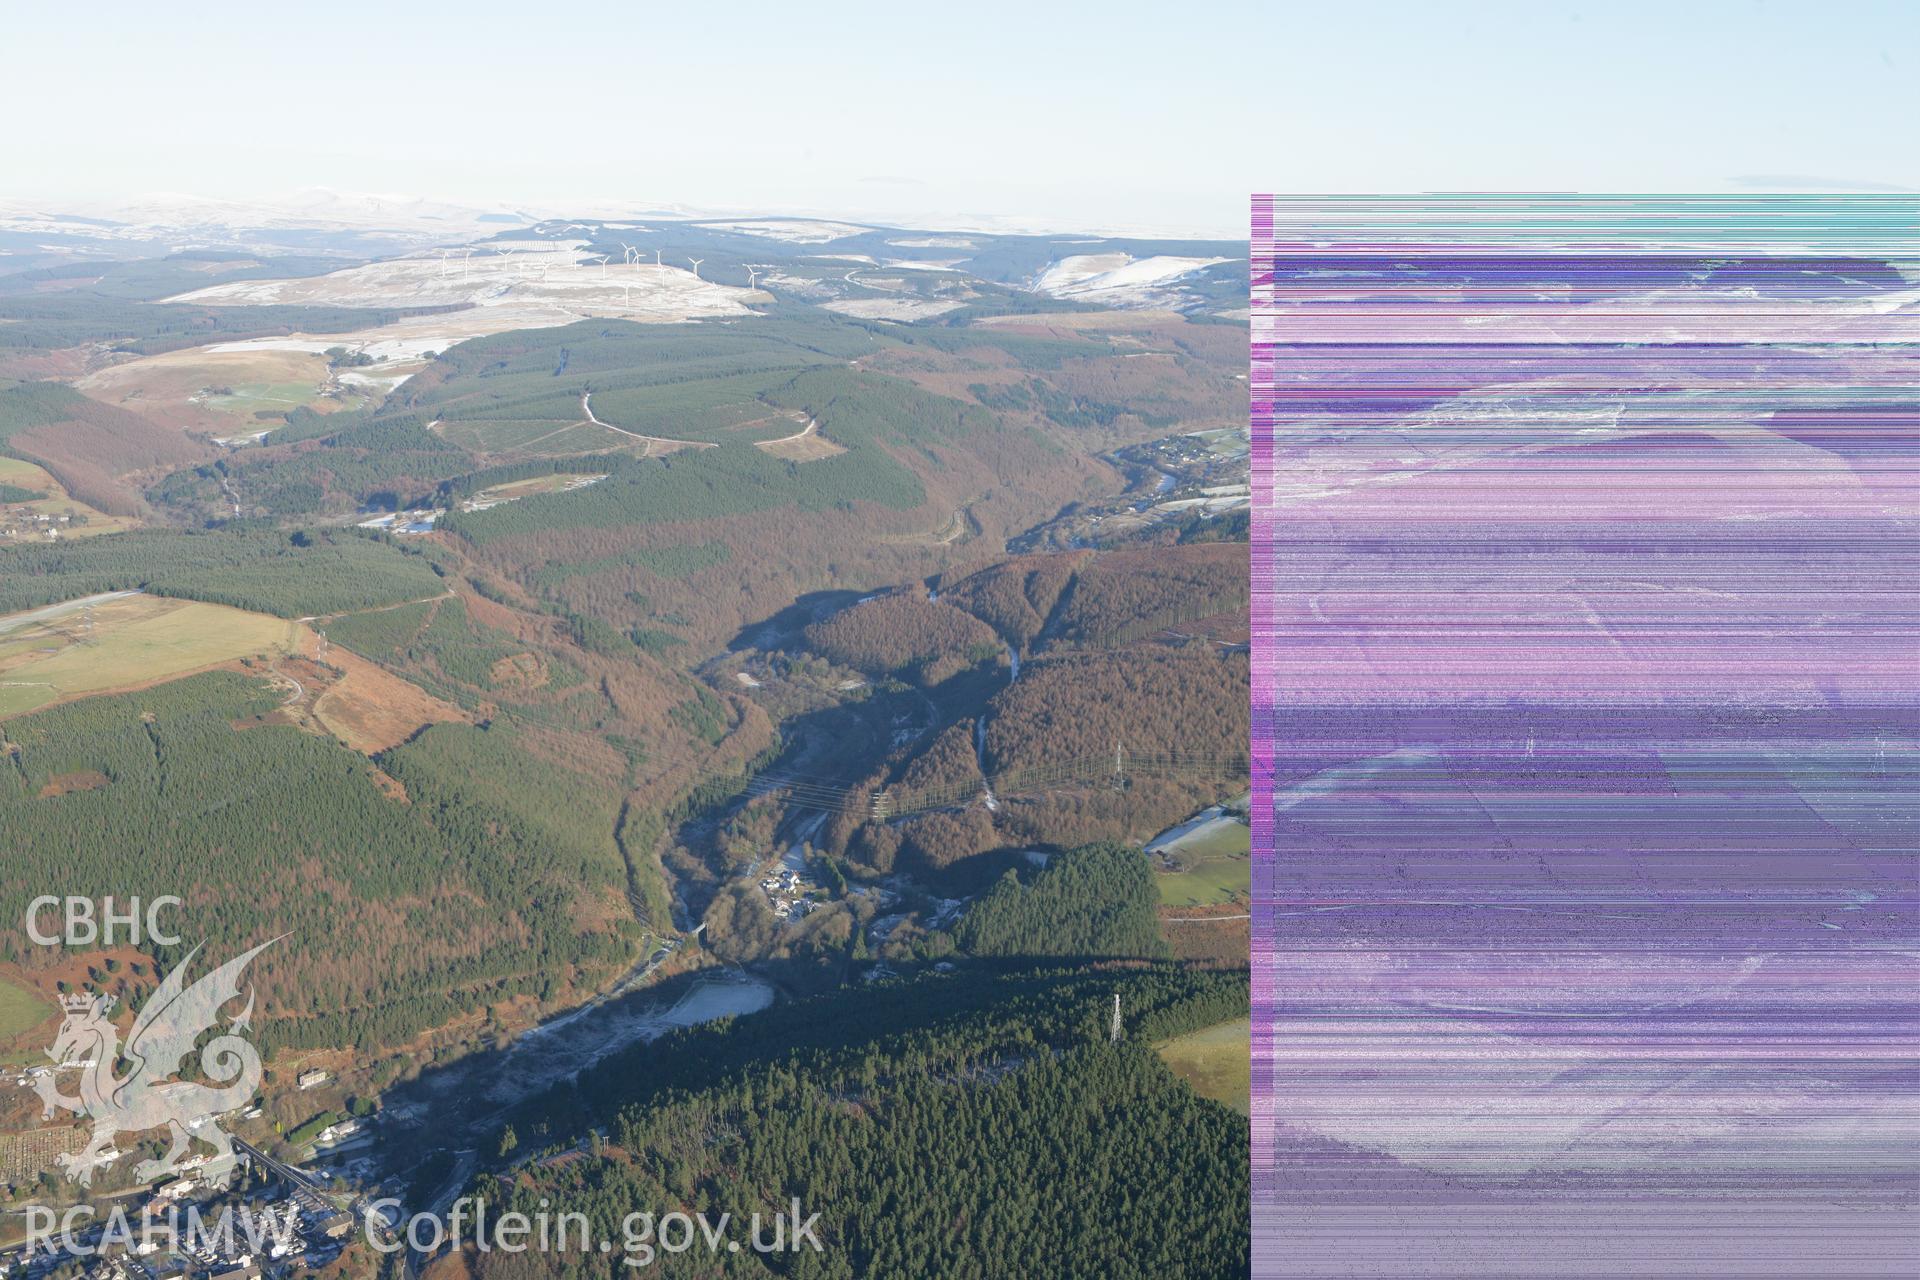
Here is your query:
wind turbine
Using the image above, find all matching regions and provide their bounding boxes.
[745,265,760,289]
[620,243,637,266]
[687,257,704,280]
[653,249,662,267]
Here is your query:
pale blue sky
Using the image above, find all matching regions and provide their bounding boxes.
[2,0,1913,237]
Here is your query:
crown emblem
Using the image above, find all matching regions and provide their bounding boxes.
[60,992,102,1013]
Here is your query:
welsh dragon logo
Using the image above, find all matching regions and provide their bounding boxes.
[29,937,278,1188]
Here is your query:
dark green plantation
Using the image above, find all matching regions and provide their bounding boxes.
[953,842,1168,960]
[0,527,444,616]
[466,965,1249,1279]
[0,290,455,356]
[442,438,927,543]
[0,673,640,1054]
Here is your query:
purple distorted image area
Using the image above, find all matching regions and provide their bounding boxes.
[1249,196,1919,1278]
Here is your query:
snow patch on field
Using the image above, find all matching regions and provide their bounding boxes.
[1036,252,1237,303]
[696,218,870,243]
[164,240,751,321]
[158,244,757,384]
[758,272,837,299]
[0,187,530,257]
[887,236,977,249]
[822,297,966,322]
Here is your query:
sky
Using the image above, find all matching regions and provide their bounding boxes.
[2,0,1914,238]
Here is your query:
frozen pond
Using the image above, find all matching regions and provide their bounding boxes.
[403,968,778,1128]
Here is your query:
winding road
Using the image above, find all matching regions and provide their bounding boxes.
[581,392,717,453]
[761,415,818,446]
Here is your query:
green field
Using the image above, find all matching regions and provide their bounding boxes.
[433,416,601,455]
[471,472,606,504]
[0,976,50,1040]
[1154,1017,1250,1115]
[0,593,298,717]
[586,372,801,443]
[1192,425,1250,458]
[0,457,53,490]
[204,379,332,416]
[0,456,139,537]
[1153,816,1251,907]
